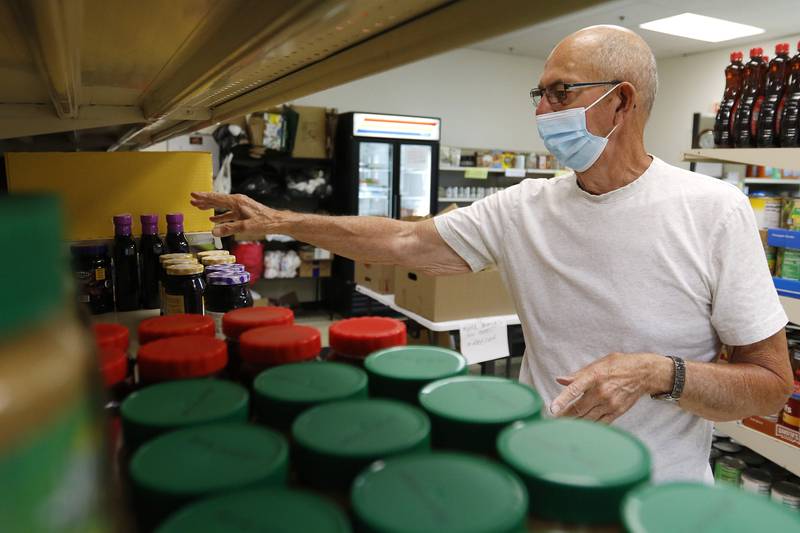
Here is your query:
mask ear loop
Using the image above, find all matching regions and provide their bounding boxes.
[585,83,623,139]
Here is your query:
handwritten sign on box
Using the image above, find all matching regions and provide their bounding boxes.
[459,318,510,365]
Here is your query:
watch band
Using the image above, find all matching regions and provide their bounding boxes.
[651,355,686,402]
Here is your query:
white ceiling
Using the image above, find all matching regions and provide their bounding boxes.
[471,0,800,60]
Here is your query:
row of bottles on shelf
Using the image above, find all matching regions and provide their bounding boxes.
[714,42,800,148]
[439,186,506,200]
[440,146,562,170]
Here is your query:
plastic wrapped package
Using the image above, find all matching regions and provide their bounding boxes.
[263,250,301,279]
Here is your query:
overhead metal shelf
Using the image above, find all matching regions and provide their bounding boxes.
[0,0,606,151]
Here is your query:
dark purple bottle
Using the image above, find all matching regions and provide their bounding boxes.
[112,214,140,311]
[140,214,165,309]
[165,213,190,254]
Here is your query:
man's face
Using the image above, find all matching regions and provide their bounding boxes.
[535,51,617,137]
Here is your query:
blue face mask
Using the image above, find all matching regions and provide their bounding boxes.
[535,84,621,172]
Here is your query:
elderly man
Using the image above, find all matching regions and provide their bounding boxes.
[191,25,793,482]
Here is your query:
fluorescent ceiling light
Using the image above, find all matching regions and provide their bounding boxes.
[639,13,764,43]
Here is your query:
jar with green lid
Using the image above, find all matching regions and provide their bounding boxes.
[121,379,249,450]
[130,423,288,530]
[622,482,800,532]
[419,376,542,454]
[0,195,123,531]
[364,345,468,404]
[497,418,651,529]
[253,361,368,430]
[164,263,206,315]
[156,487,352,533]
[291,399,431,490]
[351,452,527,533]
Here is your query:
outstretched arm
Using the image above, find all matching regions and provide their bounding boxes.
[190,192,471,276]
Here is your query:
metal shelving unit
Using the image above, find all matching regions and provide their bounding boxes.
[684,150,800,474]
[439,165,558,175]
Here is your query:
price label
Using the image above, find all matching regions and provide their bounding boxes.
[504,168,526,178]
[464,168,489,180]
[459,318,510,364]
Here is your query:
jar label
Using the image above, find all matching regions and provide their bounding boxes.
[94,267,106,281]
[0,396,112,530]
[714,463,743,485]
[164,293,185,315]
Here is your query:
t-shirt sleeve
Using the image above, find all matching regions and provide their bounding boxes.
[433,188,512,272]
[710,195,788,346]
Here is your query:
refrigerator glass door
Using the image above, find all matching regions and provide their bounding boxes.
[358,142,393,217]
[399,144,432,218]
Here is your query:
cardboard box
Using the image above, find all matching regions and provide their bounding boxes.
[394,267,515,322]
[742,415,800,448]
[298,260,331,278]
[291,106,327,159]
[298,246,332,261]
[355,262,395,294]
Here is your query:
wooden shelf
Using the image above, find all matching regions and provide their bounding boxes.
[683,148,800,168]
[716,421,800,476]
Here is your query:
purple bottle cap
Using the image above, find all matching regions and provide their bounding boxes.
[207,271,251,285]
[166,212,184,232]
[205,263,246,274]
[113,214,132,236]
[140,214,159,235]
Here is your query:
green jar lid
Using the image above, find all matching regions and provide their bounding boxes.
[0,195,64,339]
[419,376,542,454]
[623,482,800,532]
[352,452,527,533]
[253,361,368,429]
[365,346,467,403]
[292,399,430,488]
[497,418,650,525]
[121,379,249,450]
[156,488,352,533]
[130,424,288,521]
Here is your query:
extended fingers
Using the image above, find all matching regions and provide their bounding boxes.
[209,211,237,223]
[211,220,247,237]
[190,191,238,210]
[550,374,594,416]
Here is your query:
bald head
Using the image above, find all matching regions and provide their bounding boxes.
[546,25,658,120]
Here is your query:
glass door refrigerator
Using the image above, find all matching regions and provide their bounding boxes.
[327,112,441,316]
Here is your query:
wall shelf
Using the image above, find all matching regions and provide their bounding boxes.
[683,148,800,168]
[744,178,800,185]
[439,165,557,176]
[716,421,800,476]
[438,197,475,203]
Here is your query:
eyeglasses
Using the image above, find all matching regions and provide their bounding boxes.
[530,80,621,106]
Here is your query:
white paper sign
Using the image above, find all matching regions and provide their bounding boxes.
[504,168,526,178]
[459,318,510,364]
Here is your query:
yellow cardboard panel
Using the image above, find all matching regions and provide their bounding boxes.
[6,152,213,240]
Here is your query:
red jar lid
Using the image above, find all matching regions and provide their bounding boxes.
[93,323,130,352]
[138,314,215,345]
[137,335,227,381]
[329,317,407,359]
[222,307,294,340]
[99,347,128,388]
[239,325,321,366]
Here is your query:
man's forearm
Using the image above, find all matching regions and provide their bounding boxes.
[647,355,792,422]
[276,212,411,265]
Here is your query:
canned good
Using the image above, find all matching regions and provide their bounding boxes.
[782,196,800,229]
[781,249,800,281]
[712,440,742,455]
[749,194,782,229]
[771,480,800,510]
[715,455,747,485]
[741,467,772,496]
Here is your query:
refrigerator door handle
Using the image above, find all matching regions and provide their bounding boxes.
[392,194,400,219]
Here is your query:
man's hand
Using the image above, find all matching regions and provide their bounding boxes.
[549,352,673,424]
[190,192,291,237]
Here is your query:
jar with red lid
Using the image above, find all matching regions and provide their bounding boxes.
[137,335,228,385]
[327,317,407,366]
[99,346,133,465]
[222,307,294,377]
[93,323,130,352]
[239,325,321,384]
[138,314,215,345]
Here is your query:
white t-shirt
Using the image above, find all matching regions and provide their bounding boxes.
[434,156,787,483]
